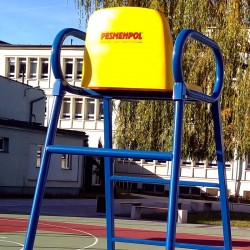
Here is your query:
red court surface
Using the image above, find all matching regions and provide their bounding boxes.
[0,217,250,249]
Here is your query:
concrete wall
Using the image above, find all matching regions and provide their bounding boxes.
[115,158,250,198]
[0,124,85,195]
[0,76,45,124]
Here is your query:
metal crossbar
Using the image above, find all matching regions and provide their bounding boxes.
[47,144,173,161]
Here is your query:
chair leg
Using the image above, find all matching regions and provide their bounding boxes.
[103,97,115,250]
[211,100,232,250]
[166,99,185,250]
[23,95,63,250]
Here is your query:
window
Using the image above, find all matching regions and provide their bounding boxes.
[155,185,164,193]
[76,59,82,79]
[243,191,250,200]
[86,98,95,120]
[41,58,49,79]
[157,160,167,164]
[92,165,101,185]
[208,162,217,168]
[61,154,72,170]
[0,137,9,153]
[143,184,154,192]
[194,161,205,167]
[145,159,154,163]
[181,160,192,167]
[65,59,73,79]
[62,98,71,118]
[44,97,47,119]
[36,145,43,168]
[19,58,26,78]
[99,100,104,120]
[246,154,250,169]
[29,58,37,78]
[7,57,15,78]
[74,98,83,119]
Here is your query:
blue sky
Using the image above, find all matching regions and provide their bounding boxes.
[0,0,86,45]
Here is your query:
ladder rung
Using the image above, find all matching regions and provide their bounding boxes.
[47,145,173,161]
[111,175,170,184]
[114,237,225,250]
[47,145,220,187]
[180,180,220,188]
[113,237,165,246]
[176,242,225,250]
[112,175,220,188]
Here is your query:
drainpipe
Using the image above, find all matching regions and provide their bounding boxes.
[29,97,45,123]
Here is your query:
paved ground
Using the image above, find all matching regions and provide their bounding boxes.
[0,197,250,249]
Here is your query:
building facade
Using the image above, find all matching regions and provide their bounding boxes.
[0,76,88,196]
[0,44,104,147]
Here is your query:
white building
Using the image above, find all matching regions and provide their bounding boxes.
[0,76,88,196]
[0,43,104,147]
[0,42,250,200]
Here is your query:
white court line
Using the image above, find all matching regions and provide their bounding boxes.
[39,221,99,249]
[0,218,99,249]
[0,239,23,249]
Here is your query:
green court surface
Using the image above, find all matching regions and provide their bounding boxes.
[1,213,250,250]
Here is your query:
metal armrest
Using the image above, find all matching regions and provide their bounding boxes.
[173,29,224,102]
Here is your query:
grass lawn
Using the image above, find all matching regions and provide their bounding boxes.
[188,211,250,228]
[142,211,250,228]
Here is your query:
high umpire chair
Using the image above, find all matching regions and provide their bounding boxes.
[24,7,232,250]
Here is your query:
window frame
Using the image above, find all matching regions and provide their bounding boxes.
[64,58,73,79]
[41,58,49,79]
[246,154,250,169]
[0,137,9,153]
[36,145,43,168]
[86,98,95,120]
[18,57,26,78]
[61,154,72,170]
[62,97,71,119]
[76,58,83,79]
[74,98,83,119]
[29,58,38,79]
[99,99,104,120]
[7,57,15,78]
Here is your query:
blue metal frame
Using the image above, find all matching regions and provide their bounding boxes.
[23,28,232,250]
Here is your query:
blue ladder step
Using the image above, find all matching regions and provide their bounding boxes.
[111,175,220,188]
[47,145,173,161]
[113,237,225,250]
[47,145,220,188]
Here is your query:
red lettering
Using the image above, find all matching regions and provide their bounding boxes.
[101,32,142,40]
[118,32,123,39]
[128,32,133,39]
[101,33,106,39]
[133,32,139,39]
[123,32,128,39]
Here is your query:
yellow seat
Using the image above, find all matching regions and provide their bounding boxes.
[82,7,174,97]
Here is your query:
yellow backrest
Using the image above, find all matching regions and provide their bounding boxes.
[82,7,174,95]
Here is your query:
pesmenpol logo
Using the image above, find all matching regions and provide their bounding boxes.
[100,32,143,43]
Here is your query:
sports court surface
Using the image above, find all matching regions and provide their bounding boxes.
[0,198,250,250]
